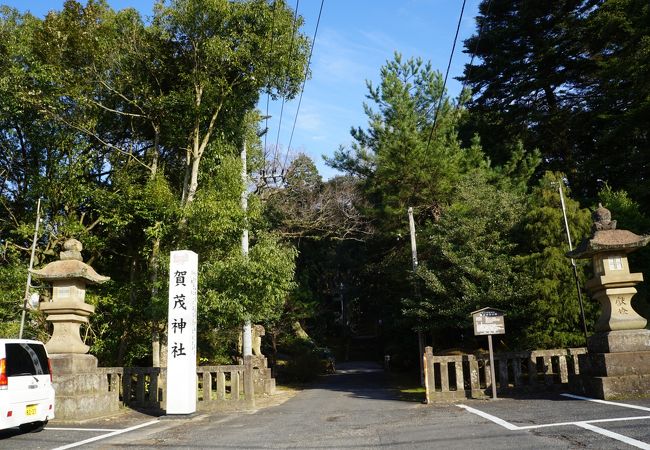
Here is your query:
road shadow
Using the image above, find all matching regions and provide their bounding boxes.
[309,360,425,403]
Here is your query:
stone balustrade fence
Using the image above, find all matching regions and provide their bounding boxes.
[423,346,587,402]
[94,362,255,412]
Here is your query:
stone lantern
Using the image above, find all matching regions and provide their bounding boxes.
[30,239,118,419]
[567,204,650,399]
[31,238,109,355]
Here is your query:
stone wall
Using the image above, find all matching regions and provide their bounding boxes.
[423,347,587,402]
[52,360,256,420]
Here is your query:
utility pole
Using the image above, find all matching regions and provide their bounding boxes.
[241,140,252,357]
[19,198,41,339]
[558,182,589,346]
[408,207,425,386]
[241,122,282,357]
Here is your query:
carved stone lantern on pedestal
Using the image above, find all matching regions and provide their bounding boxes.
[567,205,650,399]
[30,239,118,419]
[31,238,109,355]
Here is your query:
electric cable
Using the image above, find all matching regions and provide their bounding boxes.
[273,0,300,166]
[263,0,278,158]
[424,0,467,152]
[459,0,493,104]
[285,0,325,168]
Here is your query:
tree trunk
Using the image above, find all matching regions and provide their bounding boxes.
[118,256,139,365]
[150,235,162,367]
[152,328,160,367]
[184,150,202,206]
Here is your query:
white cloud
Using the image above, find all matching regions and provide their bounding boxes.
[295,107,323,133]
[314,28,370,84]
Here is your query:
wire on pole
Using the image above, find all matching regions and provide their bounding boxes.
[273,0,301,164]
[424,0,467,152]
[558,181,589,346]
[286,0,325,162]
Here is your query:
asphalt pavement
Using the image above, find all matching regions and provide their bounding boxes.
[2,361,650,449]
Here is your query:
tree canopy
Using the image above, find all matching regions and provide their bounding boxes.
[0,0,309,365]
[1,0,649,371]
[461,0,650,206]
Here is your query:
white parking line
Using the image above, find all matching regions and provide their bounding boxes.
[456,404,519,430]
[458,397,650,450]
[50,420,159,450]
[561,393,650,412]
[576,422,650,450]
[47,427,120,432]
[518,415,650,430]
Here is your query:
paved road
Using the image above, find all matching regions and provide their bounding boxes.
[2,361,650,449]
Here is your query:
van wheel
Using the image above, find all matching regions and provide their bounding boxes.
[19,420,47,433]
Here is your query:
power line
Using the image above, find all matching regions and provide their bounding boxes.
[272,0,301,163]
[263,0,278,156]
[285,0,325,167]
[460,0,493,101]
[424,0,467,152]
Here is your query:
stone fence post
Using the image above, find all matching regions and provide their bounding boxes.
[423,347,586,402]
[243,355,255,408]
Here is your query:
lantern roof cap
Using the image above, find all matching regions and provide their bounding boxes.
[567,206,650,258]
[30,238,110,284]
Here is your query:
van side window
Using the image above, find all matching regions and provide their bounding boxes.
[5,343,50,376]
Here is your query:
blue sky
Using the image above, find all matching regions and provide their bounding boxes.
[4,0,480,179]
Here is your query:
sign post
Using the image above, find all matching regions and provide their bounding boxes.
[166,250,198,415]
[471,307,505,400]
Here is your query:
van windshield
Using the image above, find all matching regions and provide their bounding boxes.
[5,343,50,376]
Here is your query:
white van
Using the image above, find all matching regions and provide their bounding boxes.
[0,339,55,432]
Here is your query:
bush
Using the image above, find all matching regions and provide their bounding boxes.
[279,351,322,382]
[274,338,336,382]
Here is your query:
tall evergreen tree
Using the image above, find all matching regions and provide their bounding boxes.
[517,172,594,349]
[461,0,594,169]
[584,0,650,208]
[327,54,497,358]
[462,0,650,206]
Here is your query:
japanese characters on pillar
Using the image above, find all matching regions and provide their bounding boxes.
[166,250,198,415]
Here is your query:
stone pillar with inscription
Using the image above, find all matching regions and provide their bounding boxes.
[166,250,198,415]
[567,205,650,399]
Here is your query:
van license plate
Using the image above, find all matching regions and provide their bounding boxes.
[25,405,36,416]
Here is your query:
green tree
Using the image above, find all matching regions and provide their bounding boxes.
[328,53,477,229]
[406,160,534,348]
[325,54,490,360]
[461,0,594,172]
[260,153,373,362]
[461,0,650,207]
[517,172,594,348]
[0,1,309,369]
[584,0,650,207]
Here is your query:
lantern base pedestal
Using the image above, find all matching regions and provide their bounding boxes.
[570,372,650,400]
[587,329,650,353]
[238,355,276,395]
[570,331,650,399]
[50,354,120,421]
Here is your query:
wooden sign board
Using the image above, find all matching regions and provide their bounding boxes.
[471,308,505,336]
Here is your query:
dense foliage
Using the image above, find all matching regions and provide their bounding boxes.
[1,0,648,370]
[0,0,309,365]
[461,0,650,206]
